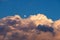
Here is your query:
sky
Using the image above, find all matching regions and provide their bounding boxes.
[0,0,60,20]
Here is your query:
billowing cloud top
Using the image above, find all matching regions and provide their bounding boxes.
[0,14,60,40]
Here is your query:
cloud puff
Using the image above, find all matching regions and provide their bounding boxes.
[29,14,53,26]
[0,14,60,40]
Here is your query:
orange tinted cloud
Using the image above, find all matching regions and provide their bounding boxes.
[0,14,60,40]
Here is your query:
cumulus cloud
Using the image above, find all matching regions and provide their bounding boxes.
[0,14,60,40]
[29,14,53,26]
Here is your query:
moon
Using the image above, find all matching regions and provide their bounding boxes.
[24,15,27,17]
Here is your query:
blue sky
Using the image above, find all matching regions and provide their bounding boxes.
[0,0,60,20]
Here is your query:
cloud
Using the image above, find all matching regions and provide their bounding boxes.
[36,25,54,33]
[29,14,53,26]
[0,14,60,40]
